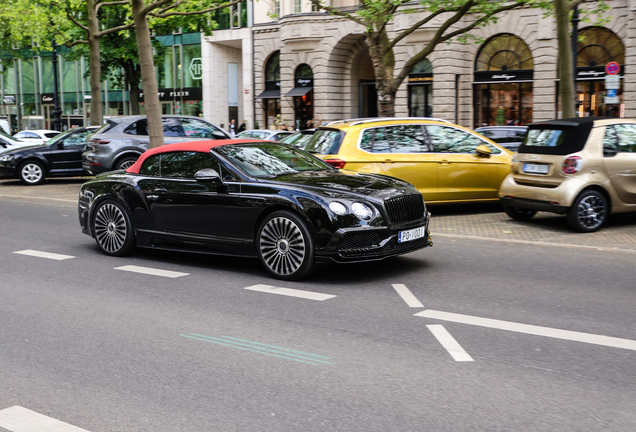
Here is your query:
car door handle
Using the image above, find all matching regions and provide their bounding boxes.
[154,188,168,194]
[440,160,451,165]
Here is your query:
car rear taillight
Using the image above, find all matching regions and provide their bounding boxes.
[324,159,346,169]
[562,156,582,174]
[90,139,110,144]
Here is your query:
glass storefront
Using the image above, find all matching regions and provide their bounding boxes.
[256,52,281,129]
[408,59,433,117]
[473,34,534,128]
[289,64,313,130]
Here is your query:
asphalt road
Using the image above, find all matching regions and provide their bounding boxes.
[0,179,635,431]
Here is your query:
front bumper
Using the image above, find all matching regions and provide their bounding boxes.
[0,165,16,179]
[316,212,432,264]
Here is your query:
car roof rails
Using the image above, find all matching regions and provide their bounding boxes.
[347,117,451,126]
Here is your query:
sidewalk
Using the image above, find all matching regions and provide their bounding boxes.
[2,178,635,253]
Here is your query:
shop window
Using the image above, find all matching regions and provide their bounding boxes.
[408,59,433,117]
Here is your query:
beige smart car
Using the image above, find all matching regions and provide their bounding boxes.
[499,117,636,232]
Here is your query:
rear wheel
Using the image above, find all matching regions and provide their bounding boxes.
[19,160,46,185]
[92,200,136,256]
[503,204,537,221]
[116,156,138,171]
[567,190,608,232]
[257,211,315,281]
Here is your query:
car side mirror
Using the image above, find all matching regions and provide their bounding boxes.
[57,142,65,149]
[195,168,223,185]
[212,131,228,140]
[475,144,492,158]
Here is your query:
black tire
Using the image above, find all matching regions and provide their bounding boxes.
[503,204,537,221]
[18,160,46,185]
[116,156,138,171]
[92,200,136,256]
[257,211,315,281]
[567,190,608,233]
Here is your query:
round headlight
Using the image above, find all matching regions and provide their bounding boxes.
[351,202,375,220]
[329,201,348,215]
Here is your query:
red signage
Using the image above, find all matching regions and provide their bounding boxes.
[605,61,621,75]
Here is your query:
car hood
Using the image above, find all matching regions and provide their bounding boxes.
[260,169,418,201]
[0,143,45,154]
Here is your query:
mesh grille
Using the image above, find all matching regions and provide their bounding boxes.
[384,194,425,224]
[339,231,381,254]
[339,235,429,258]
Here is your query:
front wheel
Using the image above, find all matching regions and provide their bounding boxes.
[257,211,315,280]
[567,190,608,233]
[503,204,537,221]
[116,156,138,171]
[19,160,46,185]
[92,200,136,256]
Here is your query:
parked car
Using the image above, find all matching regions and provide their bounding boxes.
[303,117,513,204]
[236,129,295,141]
[279,129,316,148]
[0,130,31,152]
[474,126,528,151]
[0,126,98,185]
[14,129,61,145]
[500,117,636,232]
[82,115,230,174]
[78,140,432,280]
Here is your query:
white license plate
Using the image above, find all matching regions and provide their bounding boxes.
[398,227,426,243]
[523,163,550,174]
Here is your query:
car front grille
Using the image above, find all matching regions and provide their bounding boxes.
[384,194,425,224]
[338,234,429,258]
[338,231,381,255]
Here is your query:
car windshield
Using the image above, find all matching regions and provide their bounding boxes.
[215,143,332,178]
[46,128,84,145]
[304,129,342,154]
[280,132,313,148]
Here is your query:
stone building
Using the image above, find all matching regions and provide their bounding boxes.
[204,0,634,131]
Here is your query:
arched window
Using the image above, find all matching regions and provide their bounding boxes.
[473,34,534,128]
[255,51,281,128]
[265,51,280,82]
[577,27,625,67]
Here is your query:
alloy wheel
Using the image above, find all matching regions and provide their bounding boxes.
[575,194,606,230]
[94,203,128,253]
[259,217,306,276]
[21,163,43,184]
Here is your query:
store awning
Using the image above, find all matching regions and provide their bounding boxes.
[255,89,281,99]
[285,86,312,97]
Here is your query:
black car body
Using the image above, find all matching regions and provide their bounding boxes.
[78,140,432,280]
[0,126,97,185]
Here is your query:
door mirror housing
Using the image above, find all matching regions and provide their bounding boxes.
[195,168,223,185]
[475,145,492,158]
[212,131,229,140]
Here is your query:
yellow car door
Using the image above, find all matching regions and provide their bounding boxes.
[425,125,512,202]
[354,124,439,202]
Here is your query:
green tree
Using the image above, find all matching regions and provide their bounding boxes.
[309,0,529,117]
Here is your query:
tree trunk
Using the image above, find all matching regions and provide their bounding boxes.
[131,0,164,148]
[366,33,396,117]
[125,65,142,115]
[87,0,102,126]
[555,0,576,119]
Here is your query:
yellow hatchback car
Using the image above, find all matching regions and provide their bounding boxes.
[303,118,513,204]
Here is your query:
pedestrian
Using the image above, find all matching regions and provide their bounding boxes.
[238,122,246,133]
[229,119,236,137]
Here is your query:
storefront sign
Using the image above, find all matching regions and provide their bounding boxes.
[139,87,203,101]
[2,95,16,104]
[576,65,625,80]
[189,58,203,80]
[473,70,533,83]
[295,78,313,87]
[41,93,55,103]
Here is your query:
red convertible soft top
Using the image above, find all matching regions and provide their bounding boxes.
[125,139,261,174]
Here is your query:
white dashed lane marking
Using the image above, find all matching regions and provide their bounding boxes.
[427,324,474,362]
[392,284,424,308]
[114,265,189,278]
[0,406,90,432]
[245,284,336,301]
[13,250,75,260]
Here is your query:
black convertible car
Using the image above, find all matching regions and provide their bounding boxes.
[78,140,432,280]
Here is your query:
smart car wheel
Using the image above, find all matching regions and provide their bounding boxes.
[19,160,45,185]
[92,200,136,256]
[567,190,608,233]
[116,156,138,171]
[503,204,537,221]
[257,211,315,280]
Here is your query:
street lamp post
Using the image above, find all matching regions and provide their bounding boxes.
[51,39,63,131]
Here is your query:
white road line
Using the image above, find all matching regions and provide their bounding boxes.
[14,250,75,260]
[416,309,636,351]
[427,324,474,362]
[0,194,76,203]
[114,265,189,278]
[392,284,424,308]
[435,233,636,254]
[0,406,90,432]
[245,284,336,301]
